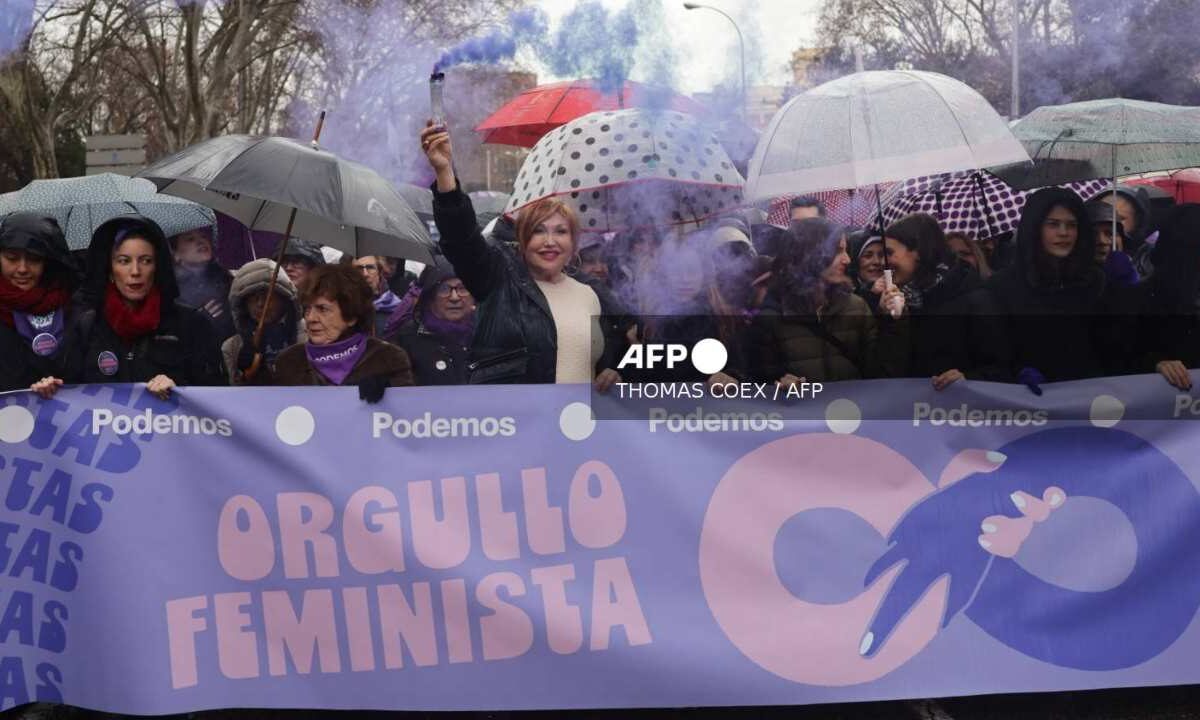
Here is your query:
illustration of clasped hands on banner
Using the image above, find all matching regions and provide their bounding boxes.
[1,374,1200,713]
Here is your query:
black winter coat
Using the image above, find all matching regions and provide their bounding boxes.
[61,300,228,385]
[985,188,1121,382]
[62,213,228,386]
[0,308,75,391]
[175,261,235,342]
[1129,284,1200,372]
[433,185,625,384]
[388,318,471,386]
[905,264,1009,380]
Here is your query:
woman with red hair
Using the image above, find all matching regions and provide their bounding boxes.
[420,122,624,387]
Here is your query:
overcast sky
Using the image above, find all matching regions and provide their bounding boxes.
[530,0,825,94]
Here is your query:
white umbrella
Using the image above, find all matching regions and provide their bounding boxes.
[505,108,745,233]
[745,70,1030,201]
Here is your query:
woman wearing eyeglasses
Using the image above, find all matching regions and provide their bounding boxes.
[387,261,476,385]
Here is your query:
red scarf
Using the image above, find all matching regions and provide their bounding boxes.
[104,282,162,343]
[0,276,70,328]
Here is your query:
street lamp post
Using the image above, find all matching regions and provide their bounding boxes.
[1011,0,1021,118]
[683,2,747,123]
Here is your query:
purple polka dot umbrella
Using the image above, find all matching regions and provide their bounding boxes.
[880,171,1112,239]
[504,108,745,233]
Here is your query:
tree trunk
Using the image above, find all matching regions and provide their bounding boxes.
[29,120,59,179]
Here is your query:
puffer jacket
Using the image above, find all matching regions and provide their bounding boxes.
[61,214,226,386]
[221,259,307,385]
[432,184,624,384]
[750,291,908,382]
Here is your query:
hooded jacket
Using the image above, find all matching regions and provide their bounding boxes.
[986,188,1121,382]
[432,184,624,384]
[221,259,307,385]
[1110,185,1153,251]
[0,213,79,390]
[61,214,227,385]
[387,262,473,385]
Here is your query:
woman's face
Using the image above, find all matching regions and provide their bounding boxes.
[884,237,920,285]
[431,278,473,323]
[246,289,286,325]
[110,237,156,303]
[1040,205,1079,260]
[524,213,573,280]
[303,294,354,345]
[1,248,45,291]
[857,242,884,284]
[1094,224,1117,265]
[947,236,977,269]
[820,236,851,287]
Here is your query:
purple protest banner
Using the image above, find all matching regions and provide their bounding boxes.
[1,376,1200,713]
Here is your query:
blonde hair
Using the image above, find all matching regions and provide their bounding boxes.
[946,231,993,280]
[515,199,580,254]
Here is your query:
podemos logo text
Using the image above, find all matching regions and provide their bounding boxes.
[91,408,233,436]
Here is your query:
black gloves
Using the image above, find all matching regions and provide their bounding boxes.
[358,375,388,403]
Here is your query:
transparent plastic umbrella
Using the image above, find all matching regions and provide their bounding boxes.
[746,70,1030,201]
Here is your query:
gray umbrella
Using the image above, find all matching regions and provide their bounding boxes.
[397,184,434,221]
[0,173,214,250]
[469,190,510,229]
[138,134,434,262]
[468,190,510,215]
[990,99,1200,190]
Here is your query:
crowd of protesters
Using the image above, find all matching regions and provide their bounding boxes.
[3,124,1199,402]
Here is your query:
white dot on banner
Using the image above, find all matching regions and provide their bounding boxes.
[559,402,596,441]
[691,338,728,375]
[0,405,35,444]
[1090,395,1124,428]
[275,406,315,446]
[825,399,862,434]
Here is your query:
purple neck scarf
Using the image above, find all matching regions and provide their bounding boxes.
[421,305,473,347]
[13,308,65,356]
[374,290,402,314]
[305,332,367,385]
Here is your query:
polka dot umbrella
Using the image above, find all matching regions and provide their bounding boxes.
[880,171,1112,239]
[504,109,745,233]
[765,185,896,229]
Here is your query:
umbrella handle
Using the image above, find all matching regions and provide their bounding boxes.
[243,207,298,381]
[873,185,888,260]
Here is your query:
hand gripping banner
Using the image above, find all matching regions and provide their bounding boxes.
[2,376,1200,713]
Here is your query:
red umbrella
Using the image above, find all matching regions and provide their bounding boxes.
[1128,169,1200,204]
[475,79,706,148]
